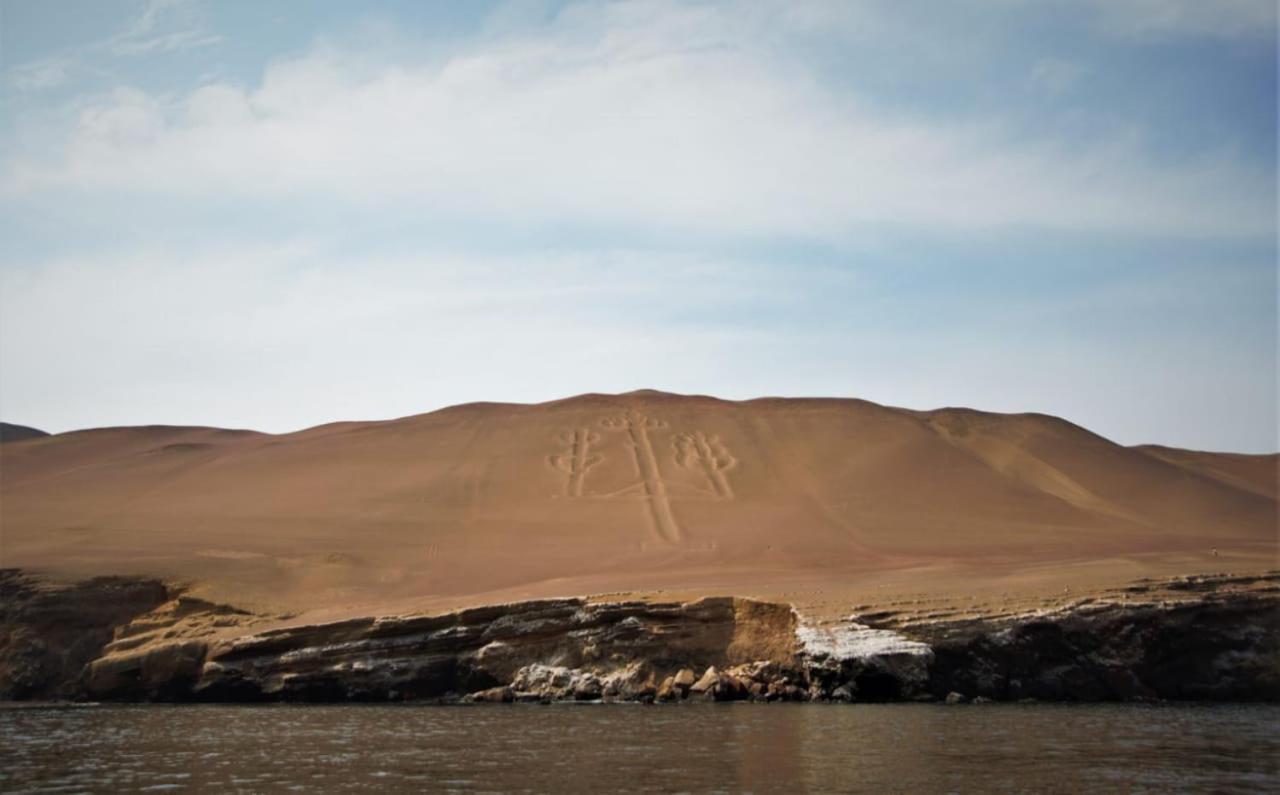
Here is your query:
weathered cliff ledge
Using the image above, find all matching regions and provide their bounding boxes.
[2,569,1276,704]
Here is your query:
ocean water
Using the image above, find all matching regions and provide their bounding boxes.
[1,702,1276,793]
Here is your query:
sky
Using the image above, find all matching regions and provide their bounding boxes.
[0,0,1275,452]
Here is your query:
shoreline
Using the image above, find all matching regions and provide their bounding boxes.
[3,569,1276,706]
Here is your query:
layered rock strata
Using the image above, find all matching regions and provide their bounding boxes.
[1,570,1275,704]
[81,595,798,702]
[0,570,169,700]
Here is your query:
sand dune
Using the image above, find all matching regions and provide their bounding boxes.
[1,391,1274,620]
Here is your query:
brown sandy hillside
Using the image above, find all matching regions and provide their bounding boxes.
[1,391,1274,620]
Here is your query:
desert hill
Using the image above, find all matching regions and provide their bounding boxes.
[1,391,1274,621]
[0,422,49,444]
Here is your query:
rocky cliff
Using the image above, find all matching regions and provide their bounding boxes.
[1,569,1275,704]
[0,569,168,700]
[82,594,798,702]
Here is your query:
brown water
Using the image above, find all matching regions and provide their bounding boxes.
[1,703,1276,793]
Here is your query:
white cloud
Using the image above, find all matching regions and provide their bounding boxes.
[2,1,1270,240]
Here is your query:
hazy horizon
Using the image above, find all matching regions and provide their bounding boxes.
[2,0,1276,452]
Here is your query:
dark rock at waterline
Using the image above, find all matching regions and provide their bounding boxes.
[925,594,1280,702]
[0,569,1276,705]
[0,570,170,700]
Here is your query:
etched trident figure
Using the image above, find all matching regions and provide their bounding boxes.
[545,411,738,544]
[674,431,737,499]
[548,428,601,497]
[600,411,681,543]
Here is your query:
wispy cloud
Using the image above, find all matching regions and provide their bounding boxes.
[4,56,75,93]
[3,0,221,96]
[2,1,1271,239]
[100,0,222,56]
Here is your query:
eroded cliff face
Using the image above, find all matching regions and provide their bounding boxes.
[0,569,169,700]
[2,570,1276,704]
[917,575,1280,702]
[81,595,799,703]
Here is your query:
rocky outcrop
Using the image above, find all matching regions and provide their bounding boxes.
[0,569,169,699]
[3,569,1276,704]
[84,595,799,702]
[921,585,1280,702]
[797,621,935,701]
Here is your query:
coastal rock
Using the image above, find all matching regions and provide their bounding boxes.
[130,595,795,703]
[689,667,718,693]
[656,675,678,701]
[572,673,603,701]
[924,588,1280,702]
[599,661,655,700]
[84,640,208,701]
[797,620,934,702]
[3,570,1277,705]
[0,570,170,700]
[465,686,513,703]
[511,663,575,696]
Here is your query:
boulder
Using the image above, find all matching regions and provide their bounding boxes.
[689,667,719,694]
[656,675,678,701]
[944,691,967,704]
[571,674,602,701]
[510,663,574,697]
[673,668,696,689]
[600,661,655,699]
[464,686,512,703]
[716,674,749,701]
[727,660,782,684]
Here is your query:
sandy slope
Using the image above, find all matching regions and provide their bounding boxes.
[1,391,1275,621]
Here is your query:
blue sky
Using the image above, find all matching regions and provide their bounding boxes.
[1,0,1275,452]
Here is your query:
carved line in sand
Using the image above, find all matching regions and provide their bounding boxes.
[673,431,737,499]
[547,428,602,497]
[602,411,681,543]
[546,411,738,544]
